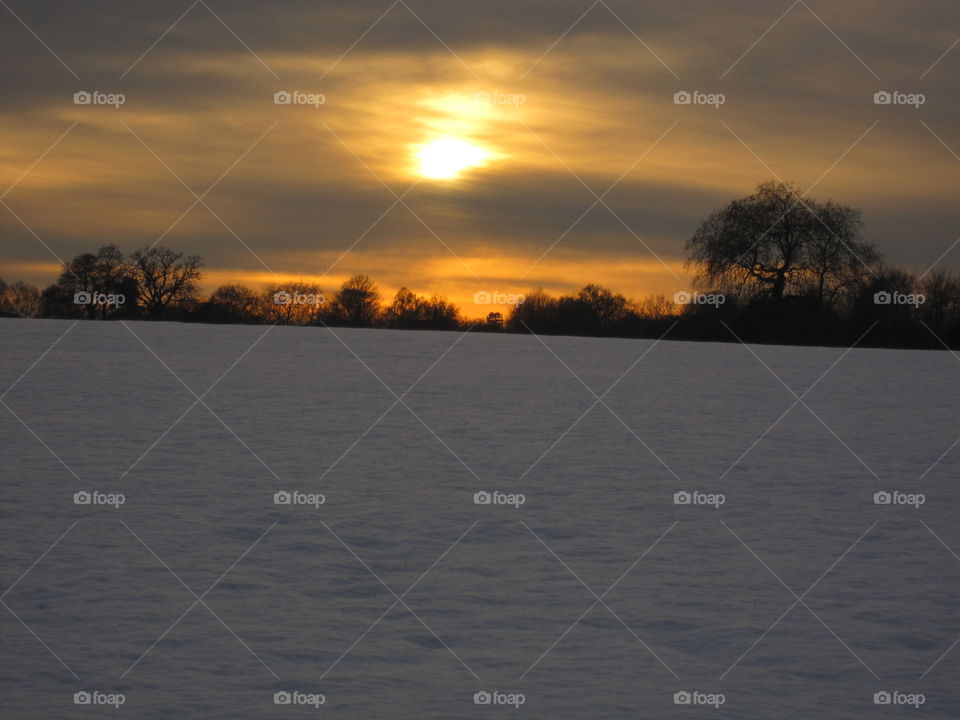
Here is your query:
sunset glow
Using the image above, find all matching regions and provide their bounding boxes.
[2,2,958,316]
[415,137,489,180]
[3,5,960,717]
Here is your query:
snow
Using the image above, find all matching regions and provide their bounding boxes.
[1,318,959,718]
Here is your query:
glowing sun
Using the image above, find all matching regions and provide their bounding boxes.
[416,137,488,180]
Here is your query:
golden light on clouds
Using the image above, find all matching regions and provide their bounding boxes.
[415,137,489,179]
[4,18,959,307]
[407,93,502,180]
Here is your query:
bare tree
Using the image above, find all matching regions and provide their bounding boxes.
[205,284,263,323]
[805,201,880,306]
[919,269,960,332]
[382,287,461,329]
[686,181,880,305]
[54,245,134,318]
[0,280,41,317]
[576,284,629,328]
[129,247,203,318]
[638,293,675,321]
[262,281,325,325]
[382,287,420,328]
[328,274,380,326]
[507,288,557,333]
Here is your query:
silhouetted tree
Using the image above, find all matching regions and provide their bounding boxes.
[508,285,636,336]
[262,281,324,325]
[847,267,925,346]
[327,274,380,326]
[806,202,880,307]
[919,269,960,335]
[0,280,41,317]
[507,288,558,333]
[419,295,461,329]
[199,284,263,324]
[576,284,629,330]
[10,235,959,349]
[129,246,203,318]
[382,287,461,329]
[382,287,421,328]
[47,244,136,318]
[687,181,880,304]
[638,294,675,321]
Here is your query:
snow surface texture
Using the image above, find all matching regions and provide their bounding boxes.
[1,318,959,718]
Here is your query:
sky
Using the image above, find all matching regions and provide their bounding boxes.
[1,0,959,317]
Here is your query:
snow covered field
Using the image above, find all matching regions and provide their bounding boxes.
[2,318,959,718]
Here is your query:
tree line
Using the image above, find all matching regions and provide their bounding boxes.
[508,181,960,349]
[0,245,463,330]
[2,182,959,349]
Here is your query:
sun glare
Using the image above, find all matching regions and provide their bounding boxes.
[416,137,488,180]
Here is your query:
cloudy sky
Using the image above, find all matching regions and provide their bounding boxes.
[1,0,959,315]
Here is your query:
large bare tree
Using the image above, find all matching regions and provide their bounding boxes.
[129,247,203,318]
[686,181,880,305]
